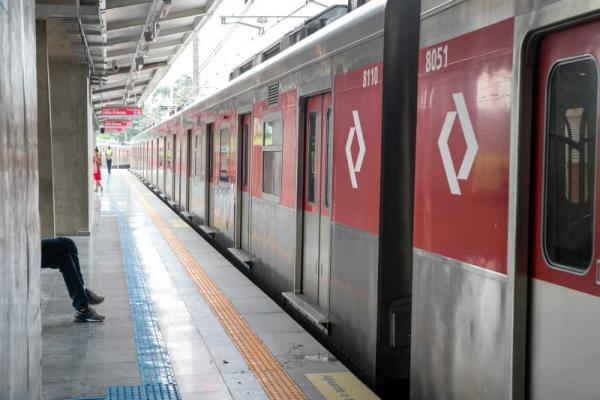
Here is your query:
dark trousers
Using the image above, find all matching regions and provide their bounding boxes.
[41,237,88,310]
[107,159,112,173]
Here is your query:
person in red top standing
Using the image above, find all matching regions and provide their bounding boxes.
[93,147,103,192]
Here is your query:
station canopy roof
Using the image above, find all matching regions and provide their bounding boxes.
[36,0,220,124]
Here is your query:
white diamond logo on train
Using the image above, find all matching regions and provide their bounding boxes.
[437,92,479,195]
[346,110,366,189]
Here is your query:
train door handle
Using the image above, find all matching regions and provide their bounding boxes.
[596,260,600,286]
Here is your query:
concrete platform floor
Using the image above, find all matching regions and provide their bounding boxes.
[41,170,377,400]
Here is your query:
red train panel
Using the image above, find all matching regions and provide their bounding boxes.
[414,19,514,274]
[333,62,383,235]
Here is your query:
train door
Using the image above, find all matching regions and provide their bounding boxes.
[144,141,149,180]
[166,135,175,199]
[162,137,167,192]
[175,130,182,207]
[528,22,600,399]
[172,134,177,200]
[166,138,171,197]
[184,128,192,212]
[148,141,153,181]
[154,138,159,186]
[190,128,205,221]
[158,137,165,193]
[239,113,252,251]
[207,123,216,227]
[149,141,153,183]
[302,93,333,310]
[153,139,158,185]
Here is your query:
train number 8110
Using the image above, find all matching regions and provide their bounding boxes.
[362,66,379,88]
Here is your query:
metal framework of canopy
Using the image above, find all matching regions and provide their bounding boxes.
[36,0,220,125]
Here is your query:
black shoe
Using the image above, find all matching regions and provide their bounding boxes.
[74,306,105,322]
[86,288,104,305]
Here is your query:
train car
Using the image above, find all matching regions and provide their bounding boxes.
[133,2,395,392]
[412,1,600,399]
[131,0,600,398]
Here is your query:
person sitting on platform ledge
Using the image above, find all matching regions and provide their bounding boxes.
[41,237,106,322]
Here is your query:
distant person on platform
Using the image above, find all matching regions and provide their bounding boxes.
[42,237,106,322]
[93,147,103,192]
[106,146,113,174]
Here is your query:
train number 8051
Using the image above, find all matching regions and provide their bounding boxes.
[424,45,448,73]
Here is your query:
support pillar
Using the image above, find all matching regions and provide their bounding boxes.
[49,61,92,235]
[36,19,56,238]
[0,0,42,399]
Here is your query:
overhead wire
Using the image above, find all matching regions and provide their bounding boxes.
[193,0,330,88]
[192,0,256,82]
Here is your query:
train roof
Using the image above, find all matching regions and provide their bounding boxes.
[134,0,386,139]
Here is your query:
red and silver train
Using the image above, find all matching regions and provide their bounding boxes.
[131,0,600,398]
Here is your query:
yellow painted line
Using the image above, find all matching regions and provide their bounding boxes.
[125,175,306,400]
[306,372,380,400]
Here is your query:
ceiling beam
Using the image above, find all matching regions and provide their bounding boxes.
[36,4,100,20]
[93,82,148,96]
[106,48,176,64]
[104,24,192,47]
[94,98,137,109]
[67,27,103,36]
[93,93,135,103]
[104,0,152,10]
[95,60,166,76]
[106,37,184,58]
[106,6,207,31]
[93,95,143,107]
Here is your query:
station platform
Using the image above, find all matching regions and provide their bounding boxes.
[40,170,378,400]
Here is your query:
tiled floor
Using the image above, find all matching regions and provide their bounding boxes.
[41,199,140,399]
[41,170,369,400]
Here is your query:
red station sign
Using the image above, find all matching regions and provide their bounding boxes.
[101,106,143,116]
[103,126,127,133]
[104,120,133,128]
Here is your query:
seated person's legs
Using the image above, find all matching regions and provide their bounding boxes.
[41,237,105,321]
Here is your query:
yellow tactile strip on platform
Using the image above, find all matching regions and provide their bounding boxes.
[306,372,379,400]
[127,177,306,400]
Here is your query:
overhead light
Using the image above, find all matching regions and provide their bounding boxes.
[135,55,144,72]
[144,22,160,42]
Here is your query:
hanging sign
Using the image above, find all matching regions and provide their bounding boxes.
[104,120,133,128]
[103,126,127,133]
[101,106,143,116]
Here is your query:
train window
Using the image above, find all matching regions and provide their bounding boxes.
[544,57,598,271]
[307,111,318,203]
[220,128,230,183]
[262,118,283,197]
[263,120,282,146]
[325,108,332,208]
